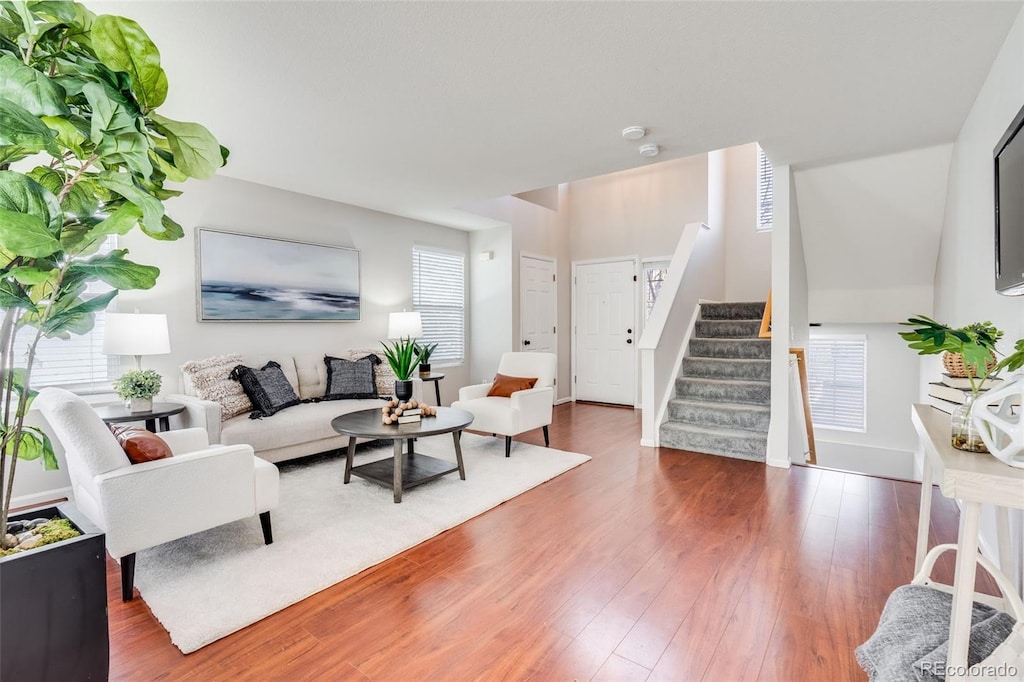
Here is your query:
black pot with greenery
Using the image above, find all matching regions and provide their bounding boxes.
[1,504,107,681]
[381,337,420,400]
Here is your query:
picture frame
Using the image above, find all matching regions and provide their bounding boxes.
[196,228,360,322]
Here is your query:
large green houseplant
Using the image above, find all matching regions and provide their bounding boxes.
[0,1,227,544]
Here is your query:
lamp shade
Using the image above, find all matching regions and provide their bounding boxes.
[388,311,422,340]
[102,313,170,356]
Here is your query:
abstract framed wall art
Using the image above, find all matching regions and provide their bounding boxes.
[197,229,360,321]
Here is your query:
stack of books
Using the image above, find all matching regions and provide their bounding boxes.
[927,374,1004,414]
[397,407,421,424]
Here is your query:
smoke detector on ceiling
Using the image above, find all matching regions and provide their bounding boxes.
[622,126,646,141]
[639,143,660,158]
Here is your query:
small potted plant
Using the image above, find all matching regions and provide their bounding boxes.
[380,339,420,400]
[113,370,163,413]
[414,342,438,376]
[900,316,1005,451]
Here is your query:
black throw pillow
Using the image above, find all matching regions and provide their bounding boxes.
[324,355,379,400]
[229,361,301,419]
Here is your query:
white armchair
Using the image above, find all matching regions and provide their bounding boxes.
[36,388,280,602]
[452,352,556,457]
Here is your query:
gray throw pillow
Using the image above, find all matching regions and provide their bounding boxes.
[324,355,378,400]
[229,361,301,419]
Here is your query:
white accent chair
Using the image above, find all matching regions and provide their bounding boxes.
[452,352,556,457]
[36,388,280,602]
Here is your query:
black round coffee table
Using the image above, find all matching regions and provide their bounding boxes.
[331,406,474,503]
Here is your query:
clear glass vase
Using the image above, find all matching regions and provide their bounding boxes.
[951,394,988,453]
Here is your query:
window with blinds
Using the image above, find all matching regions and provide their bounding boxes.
[412,247,465,365]
[12,237,119,389]
[757,144,773,232]
[807,335,867,432]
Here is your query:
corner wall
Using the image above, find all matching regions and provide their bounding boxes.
[724,143,772,301]
[567,155,709,262]
[933,3,1024,590]
[460,191,573,399]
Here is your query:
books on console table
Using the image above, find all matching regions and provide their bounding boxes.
[397,414,421,424]
[939,373,1003,390]
[927,382,1020,413]
[928,382,974,405]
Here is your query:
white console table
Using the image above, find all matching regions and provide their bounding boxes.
[911,404,1024,679]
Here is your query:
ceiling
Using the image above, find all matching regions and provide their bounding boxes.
[93,1,1022,230]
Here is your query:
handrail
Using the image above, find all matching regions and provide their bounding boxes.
[789,347,816,464]
[759,289,772,338]
[638,222,711,446]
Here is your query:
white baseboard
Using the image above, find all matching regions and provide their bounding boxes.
[766,456,792,469]
[640,438,657,447]
[11,487,72,511]
[554,397,573,405]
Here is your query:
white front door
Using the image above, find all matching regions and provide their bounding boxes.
[520,255,557,354]
[574,259,637,405]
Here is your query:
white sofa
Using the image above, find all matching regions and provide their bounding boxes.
[168,352,422,463]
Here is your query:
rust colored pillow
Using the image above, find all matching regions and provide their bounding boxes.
[110,425,173,464]
[487,373,539,398]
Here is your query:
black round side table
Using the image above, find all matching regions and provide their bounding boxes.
[93,402,185,433]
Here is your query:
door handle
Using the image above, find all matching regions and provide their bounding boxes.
[627,328,632,334]
[523,340,531,346]
[627,339,633,344]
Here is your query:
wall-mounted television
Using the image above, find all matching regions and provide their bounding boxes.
[994,101,1024,295]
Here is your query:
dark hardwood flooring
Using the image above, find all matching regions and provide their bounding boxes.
[107,402,982,681]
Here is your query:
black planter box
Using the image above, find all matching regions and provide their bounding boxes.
[1,503,109,681]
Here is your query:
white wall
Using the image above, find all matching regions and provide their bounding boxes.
[724,143,772,301]
[768,165,810,468]
[795,144,953,323]
[768,165,794,468]
[461,190,573,400]
[116,176,472,403]
[810,324,919,479]
[568,154,709,262]
[468,226,513,388]
[933,4,1024,591]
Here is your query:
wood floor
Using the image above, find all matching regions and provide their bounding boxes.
[108,402,981,681]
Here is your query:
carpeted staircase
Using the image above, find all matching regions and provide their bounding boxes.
[659,301,770,462]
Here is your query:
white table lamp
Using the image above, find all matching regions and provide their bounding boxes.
[388,311,422,340]
[103,313,170,370]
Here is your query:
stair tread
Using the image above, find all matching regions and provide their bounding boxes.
[685,357,770,364]
[676,377,769,386]
[668,398,770,412]
[660,421,768,440]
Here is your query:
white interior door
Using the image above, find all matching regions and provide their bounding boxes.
[574,259,637,405]
[520,255,556,354]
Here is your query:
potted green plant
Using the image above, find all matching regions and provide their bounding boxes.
[900,316,1006,451]
[380,338,420,400]
[0,2,226,679]
[113,369,162,412]
[414,341,438,376]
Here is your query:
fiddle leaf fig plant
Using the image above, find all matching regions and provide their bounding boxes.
[0,1,228,545]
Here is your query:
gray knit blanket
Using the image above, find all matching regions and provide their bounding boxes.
[856,585,1016,681]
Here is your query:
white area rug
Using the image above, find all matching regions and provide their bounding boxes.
[134,433,590,653]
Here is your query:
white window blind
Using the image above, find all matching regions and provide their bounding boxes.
[412,247,465,365]
[807,335,867,432]
[13,237,118,389]
[757,144,773,232]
